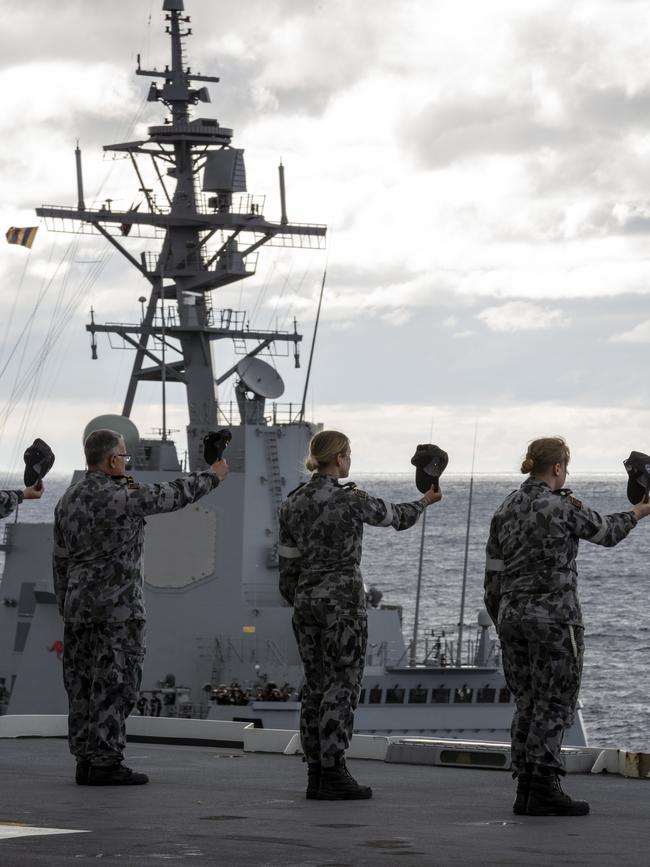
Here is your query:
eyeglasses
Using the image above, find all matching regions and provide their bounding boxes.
[114,453,131,461]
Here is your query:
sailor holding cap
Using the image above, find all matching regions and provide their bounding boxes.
[484,436,650,818]
[0,437,53,516]
[53,428,228,787]
[0,482,44,517]
[279,430,442,801]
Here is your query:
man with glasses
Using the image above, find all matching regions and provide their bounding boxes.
[53,428,229,786]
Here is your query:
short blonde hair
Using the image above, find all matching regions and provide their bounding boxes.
[305,430,350,472]
[521,436,570,475]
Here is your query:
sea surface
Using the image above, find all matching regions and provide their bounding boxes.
[355,473,650,751]
[2,471,648,749]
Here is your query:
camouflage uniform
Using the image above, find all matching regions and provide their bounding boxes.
[279,473,425,767]
[53,470,220,767]
[484,477,638,774]
[0,490,23,519]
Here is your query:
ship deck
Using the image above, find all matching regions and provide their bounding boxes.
[0,737,646,866]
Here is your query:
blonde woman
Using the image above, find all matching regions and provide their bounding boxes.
[279,430,441,800]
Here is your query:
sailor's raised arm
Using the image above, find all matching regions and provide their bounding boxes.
[126,459,229,517]
[562,495,642,548]
[0,482,45,519]
[0,490,24,519]
[354,484,442,531]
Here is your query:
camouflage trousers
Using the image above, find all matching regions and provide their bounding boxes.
[499,618,584,775]
[63,620,146,767]
[292,596,367,767]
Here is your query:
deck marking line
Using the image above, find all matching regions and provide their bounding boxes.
[0,824,88,840]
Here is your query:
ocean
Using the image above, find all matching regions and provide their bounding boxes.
[2,471,648,749]
[356,473,650,751]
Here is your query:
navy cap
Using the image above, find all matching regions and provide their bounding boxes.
[623,451,650,505]
[411,444,448,494]
[23,438,55,487]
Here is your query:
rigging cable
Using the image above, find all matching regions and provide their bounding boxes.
[456,421,479,667]
[0,91,148,479]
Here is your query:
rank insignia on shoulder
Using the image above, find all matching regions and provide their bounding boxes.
[340,481,357,491]
[354,488,369,499]
[568,495,582,510]
[126,475,140,490]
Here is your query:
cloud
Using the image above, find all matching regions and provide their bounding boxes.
[610,319,650,343]
[477,301,570,332]
[2,0,650,477]
[318,400,650,474]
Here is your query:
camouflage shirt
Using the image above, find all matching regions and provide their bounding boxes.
[0,490,23,519]
[53,470,220,623]
[278,473,425,607]
[484,477,638,627]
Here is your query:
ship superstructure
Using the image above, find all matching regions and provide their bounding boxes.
[0,0,586,746]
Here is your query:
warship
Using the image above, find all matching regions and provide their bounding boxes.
[0,0,587,749]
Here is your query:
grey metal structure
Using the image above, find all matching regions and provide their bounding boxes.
[0,0,587,746]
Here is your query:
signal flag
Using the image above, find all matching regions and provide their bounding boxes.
[6,227,38,249]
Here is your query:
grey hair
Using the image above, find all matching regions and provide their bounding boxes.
[84,429,122,467]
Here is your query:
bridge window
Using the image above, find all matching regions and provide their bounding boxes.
[408,687,428,704]
[499,687,511,703]
[453,687,473,703]
[431,688,450,704]
[385,687,405,704]
[477,687,496,703]
[368,686,382,704]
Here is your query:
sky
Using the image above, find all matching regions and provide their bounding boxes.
[0,0,649,476]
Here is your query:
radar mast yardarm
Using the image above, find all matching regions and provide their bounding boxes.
[36,0,326,470]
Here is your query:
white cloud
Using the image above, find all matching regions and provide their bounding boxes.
[453,330,477,338]
[477,300,570,332]
[318,401,650,474]
[2,0,650,474]
[610,319,650,343]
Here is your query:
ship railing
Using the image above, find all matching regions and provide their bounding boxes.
[195,192,266,217]
[140,249,259,278]
[215,402,309,426]
[395,629,500,669]
[39,203,325,249]
[136,702,211,720]
[208,308,247,330]
[247,228,326,250]
[40,206,165,240]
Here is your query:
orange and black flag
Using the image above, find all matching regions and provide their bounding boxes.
[6,227,38,249]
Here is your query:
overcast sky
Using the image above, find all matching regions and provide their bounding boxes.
[0,0,649,477]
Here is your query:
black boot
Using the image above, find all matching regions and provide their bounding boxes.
[317,758,372,800]
[512,770,532,815]
[306,762,321,799]
[87,764,149,786]
[527,772,589,816]
[75,760,90,786]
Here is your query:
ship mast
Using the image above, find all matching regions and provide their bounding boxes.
[36,0,326,470]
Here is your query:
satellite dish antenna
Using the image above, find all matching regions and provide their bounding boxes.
[236,357,285,399]
[83,414,140,458]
